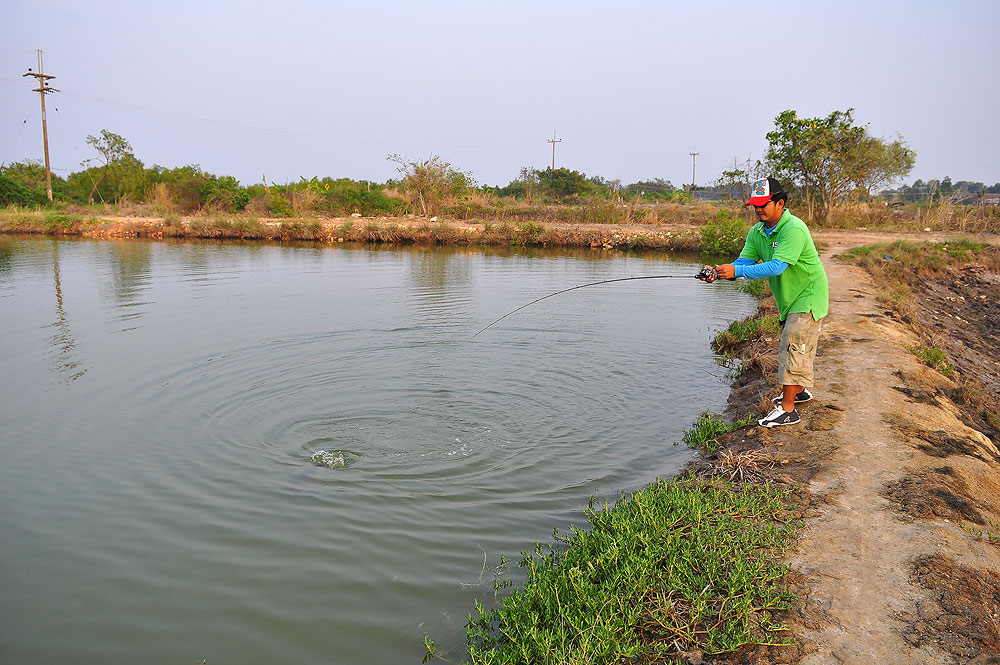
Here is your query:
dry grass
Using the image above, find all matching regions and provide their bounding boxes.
[715,448,776,482]
[146,183,175,213]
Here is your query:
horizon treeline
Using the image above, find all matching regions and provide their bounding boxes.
[2,109,999,215]
[0,131,688,216]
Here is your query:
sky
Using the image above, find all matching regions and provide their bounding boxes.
[2,0,998,190]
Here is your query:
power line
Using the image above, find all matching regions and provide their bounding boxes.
[1,110,34,169]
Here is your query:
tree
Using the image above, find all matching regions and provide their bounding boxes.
[536,167,595,201]
[765,109,915,223]
[715,156,767,205]
[200,175,249,212]
[850,136,916,201]
[388,154,473,216]
[0,159,67,201]
[0,172,48,206]
[82,129,139,204]
[624,178,677,200]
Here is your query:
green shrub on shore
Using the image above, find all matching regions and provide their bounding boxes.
[699,210,749,256]
[1,174,49,207]
[462,477,795,664]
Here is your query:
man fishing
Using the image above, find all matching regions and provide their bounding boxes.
[701,177,829,428]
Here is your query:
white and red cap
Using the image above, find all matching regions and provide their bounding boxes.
[746,177,785,206]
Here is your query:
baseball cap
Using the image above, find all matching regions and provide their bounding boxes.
[746,177,785,206]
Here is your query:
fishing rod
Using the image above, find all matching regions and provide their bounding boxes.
[471,267,718,339]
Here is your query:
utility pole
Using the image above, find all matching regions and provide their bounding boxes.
[23,50,59,202]
[547,130,561,170]
[689,150,699,202]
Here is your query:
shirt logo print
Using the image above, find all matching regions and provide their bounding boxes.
[772,241,779,248]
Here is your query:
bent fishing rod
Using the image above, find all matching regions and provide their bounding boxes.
[471,267,718,339]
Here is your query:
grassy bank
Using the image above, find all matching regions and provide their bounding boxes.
[0,207,702,251]
[453,475,794,665]
[4,198,1000,253]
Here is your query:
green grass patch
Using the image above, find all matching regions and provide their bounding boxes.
[738,278,768,297]
[904,343,954,376]
[679,411,756,454]
[960,519,1000,546]
[712,315,780,359]
[461,477,795,664]
[42,212,84,230]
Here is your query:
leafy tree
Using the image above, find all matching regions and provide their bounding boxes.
[388,154,474,216]
[536,167,596,201]
[624,178,676,199]
[81,130,144,204]
[200,175,249,212]
[850,136,917,201]
[498,167,541,202]
[765,109,914,223]
[148,164,210,212]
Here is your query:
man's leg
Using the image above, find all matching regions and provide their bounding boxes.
[781,384,804,412]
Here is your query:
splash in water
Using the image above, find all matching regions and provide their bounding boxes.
[309,449,361,469]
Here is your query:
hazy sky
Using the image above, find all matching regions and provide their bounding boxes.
[2,0,998,189]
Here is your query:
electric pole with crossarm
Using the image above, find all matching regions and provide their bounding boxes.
[548,130,561,169]
[689,150,699,202]
[23,50,59,202]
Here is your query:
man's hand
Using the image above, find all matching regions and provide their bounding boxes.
[714,264,736,280]
[698,265,718,283]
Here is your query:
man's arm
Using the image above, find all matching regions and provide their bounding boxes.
[714,258,787,280]
[735,258,787,279]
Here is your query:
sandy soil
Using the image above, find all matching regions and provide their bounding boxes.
[699,235,1000,664]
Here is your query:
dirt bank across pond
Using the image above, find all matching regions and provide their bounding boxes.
[700,237,1000,664]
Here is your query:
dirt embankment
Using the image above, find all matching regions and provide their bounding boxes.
[696,235,1000,664]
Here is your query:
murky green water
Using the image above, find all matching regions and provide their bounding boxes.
[0,237,754,664]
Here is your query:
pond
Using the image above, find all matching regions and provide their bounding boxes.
[0,237,754,664]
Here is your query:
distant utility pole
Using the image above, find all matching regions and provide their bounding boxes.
[689,150,699,202]
[548,130,561,169]
[23,49,59,201]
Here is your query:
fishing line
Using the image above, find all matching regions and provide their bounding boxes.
[471,272,707,339]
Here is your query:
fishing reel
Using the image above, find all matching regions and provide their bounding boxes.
[696,266,718,282]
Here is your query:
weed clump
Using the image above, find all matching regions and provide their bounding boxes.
[680,411,756,454]
[904,343,954,377]
[712,314,781,374]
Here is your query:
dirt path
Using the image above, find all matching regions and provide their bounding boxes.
[731,241,1000,663]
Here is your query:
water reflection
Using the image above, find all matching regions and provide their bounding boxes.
[0,241,14,278]
[46,240,87,382]
[405,247,476,331]
[102,240,153,330]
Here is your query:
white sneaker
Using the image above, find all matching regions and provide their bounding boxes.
[771,389,813,406]
[758,406,801,428]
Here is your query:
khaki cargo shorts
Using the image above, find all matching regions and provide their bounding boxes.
[777,312,823,388]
